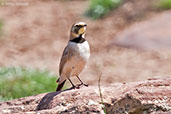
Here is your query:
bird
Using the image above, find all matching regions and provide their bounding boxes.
[56,22,90,91]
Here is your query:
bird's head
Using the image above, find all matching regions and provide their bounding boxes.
[70,22,87,40]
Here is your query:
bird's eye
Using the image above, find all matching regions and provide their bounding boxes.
[73,27,79,33]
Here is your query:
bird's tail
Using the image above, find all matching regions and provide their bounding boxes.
[56,80,66,92]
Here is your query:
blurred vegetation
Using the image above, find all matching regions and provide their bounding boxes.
[0,67,58,102]
[85,0,123,19]
[157,0,171,9]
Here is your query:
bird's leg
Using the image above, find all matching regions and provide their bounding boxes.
[68,78,79,89]
[76,75,88,87]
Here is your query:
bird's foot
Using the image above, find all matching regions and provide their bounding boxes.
[71,83,88,90]
[83,83,88,87]
[78,83,88,87]
[71,85,80,89]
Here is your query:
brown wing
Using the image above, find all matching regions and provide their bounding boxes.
[59,45,72,76]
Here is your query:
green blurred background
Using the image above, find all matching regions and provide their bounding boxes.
[0,67,57,101]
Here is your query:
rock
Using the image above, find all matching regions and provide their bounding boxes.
[113,10,171,50]
[0,78,171,114]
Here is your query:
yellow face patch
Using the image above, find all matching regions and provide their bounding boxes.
[78,27,85,35]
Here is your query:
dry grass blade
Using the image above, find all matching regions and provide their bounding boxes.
[98,73,107,114]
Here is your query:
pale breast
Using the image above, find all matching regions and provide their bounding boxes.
[69,41,90,62]
[65,41,90,76]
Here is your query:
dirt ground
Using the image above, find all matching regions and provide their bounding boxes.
[0,0,171,86]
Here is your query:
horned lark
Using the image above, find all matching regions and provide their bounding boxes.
[56,22,90,91]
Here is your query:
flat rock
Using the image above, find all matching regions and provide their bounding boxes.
[0,78,171,114]
[113,10,171,50]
